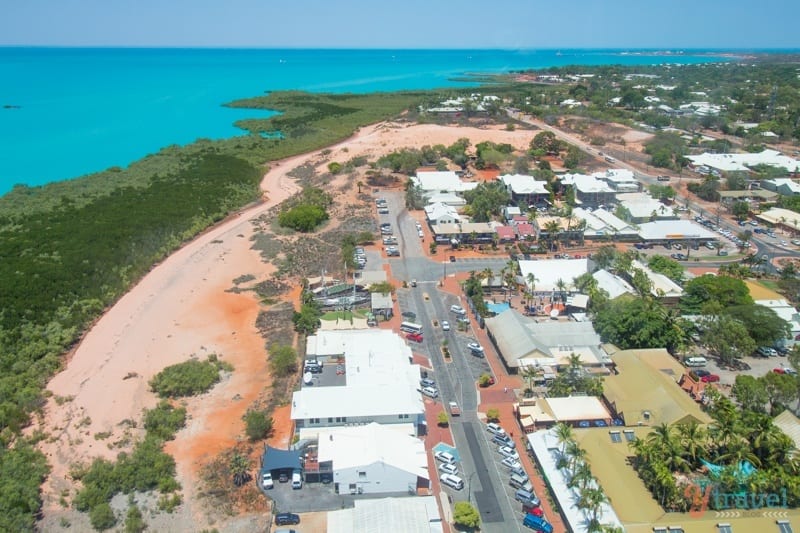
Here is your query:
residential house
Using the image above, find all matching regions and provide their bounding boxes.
[411,171,478,198]
[559,173,616,207]
[761,178,800,197]
[616,192,676,223]
[424,202,461,226]
[596,169,640,192]
[315,423,429,496]
[499,173,550,207]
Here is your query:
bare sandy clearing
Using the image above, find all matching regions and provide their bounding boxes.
[37,120,536,528]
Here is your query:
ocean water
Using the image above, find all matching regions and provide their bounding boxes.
[0,48,727,194]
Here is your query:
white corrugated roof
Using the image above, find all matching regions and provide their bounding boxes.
[637,220,717,241]
[593,269,635,300]
[687,149,800,173]
[542,396,610,421]
[317,423,428,479]
[518,258,591,293]
[328,496,443,533]
[499,173,549,195]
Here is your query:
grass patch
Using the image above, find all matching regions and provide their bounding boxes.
[320,309,367,321]
[149,355,231,398]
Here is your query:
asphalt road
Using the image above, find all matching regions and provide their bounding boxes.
[378,190,523,531]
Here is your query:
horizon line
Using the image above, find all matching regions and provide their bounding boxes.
[1,45,799,52]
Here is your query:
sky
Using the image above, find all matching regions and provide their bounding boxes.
[1,0,799,49]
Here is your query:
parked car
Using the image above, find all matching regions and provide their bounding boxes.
[523,514,554,533]
[486,422,506,437]
[450,304,466,315]
[757,346,778,357]
[467,342,484,354]
[439,462,459,475]
[501,456,522,470]
[434,451,456,464]
[440,473,464,490]
[420,378,436,388]
[498,446,519,460]
[441,320,450,331]
[701,374,721,383]
[693,369,711,378]
[449,255,456,262]
[492,433,515,448]
[407,332,424,343]
[774,367,798,375]
[261,472,274,489]
[421,386,438,398]
[275,513,300,526]
[278,472,289,483]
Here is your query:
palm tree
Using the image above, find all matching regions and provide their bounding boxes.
[543,220,561,251]
[556,278,567,304]
[554,422,574,456]
[676,421,707,467]
[569,461,594,491]
[230,452,251,487]
[575,218,588,246]
[520,364,543,394]
[356,180,364,194]
[565,440,588,476]
[578,486,608,532]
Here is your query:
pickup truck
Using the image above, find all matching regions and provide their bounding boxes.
[448,401,461,416]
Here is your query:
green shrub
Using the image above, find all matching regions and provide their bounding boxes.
[124,504,146,533]
[243,411,274,441]
[143,401,187,441]
[278,203,328,232]
[89,503,116,530]
[149,358,222,398]
[268,344,298,377]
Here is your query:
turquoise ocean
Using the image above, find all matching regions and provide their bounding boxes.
[0,48,727,195]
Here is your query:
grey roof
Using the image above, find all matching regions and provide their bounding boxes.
[485,311,604,368]
[371,292,393,310]
[261,446,303,473]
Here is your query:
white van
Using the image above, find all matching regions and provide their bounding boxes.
[291,469,303,490]
[685,356,708,367]
[440,473,464,490]
[486,422,506,437]
[434,451,456,465]
[510,473,533,492]
[421,386,439,399]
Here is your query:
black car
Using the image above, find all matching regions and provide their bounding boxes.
[275,512,300,525]
[278,472,289,483]
[449,255,456,263]
[693,369,711,378]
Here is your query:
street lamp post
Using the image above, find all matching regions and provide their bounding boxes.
[467,471,478,505]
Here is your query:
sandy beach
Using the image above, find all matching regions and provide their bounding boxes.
[38,120,537,528]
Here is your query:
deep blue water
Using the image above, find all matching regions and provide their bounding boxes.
[0,48,731,194]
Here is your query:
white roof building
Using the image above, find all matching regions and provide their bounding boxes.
[757,207,800,228]
[592,269,636,300]
[426,192,466,207]
[328,496,443,533]
[424,202,461,225]
[636,220,718,241]
[517,258,592,294]
[687,150,800,174]
[560,173,615,195]
[616,192,674,221]
[499,173,549,196]
[316,423,429,495]
[572,208,637,239]
[412,171,479,195]
[595,169,639,192]
[762,178,800,196]
[293,330,424,432]
[631,259,683,299]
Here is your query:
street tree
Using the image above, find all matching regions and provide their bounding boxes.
[680,274,753,314]
[700,314,756,366]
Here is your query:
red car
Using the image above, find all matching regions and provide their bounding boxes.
[701,374,720,383]
[407,332,424,343]
[523,504,544,517]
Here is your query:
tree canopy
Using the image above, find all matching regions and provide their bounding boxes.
[462,181,510,222]
[593,295,687,353]
[680,275,753,314]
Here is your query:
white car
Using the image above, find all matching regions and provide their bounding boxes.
[450,304,466,315]
[498,446,519,460]
[435,451,456,464]
[467,342,484,354]
[501,457,522,470]
[261,472,274,489]
[439,462,459,475]
[441,320,450,331]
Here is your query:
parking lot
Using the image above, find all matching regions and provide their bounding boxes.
[704,352,795,388]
